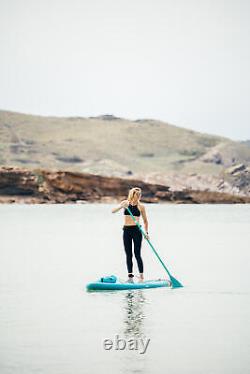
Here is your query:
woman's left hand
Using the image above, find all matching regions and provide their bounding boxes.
[144,233,150,240]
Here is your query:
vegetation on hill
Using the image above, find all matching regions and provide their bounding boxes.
[0,110,249,196]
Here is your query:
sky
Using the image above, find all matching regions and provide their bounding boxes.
[0,0,250,140]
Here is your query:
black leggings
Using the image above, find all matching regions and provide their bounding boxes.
[123,225,143,274]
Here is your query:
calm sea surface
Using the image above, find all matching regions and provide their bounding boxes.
[0,204,250,374]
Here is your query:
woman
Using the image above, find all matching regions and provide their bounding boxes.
[111,187,149,282]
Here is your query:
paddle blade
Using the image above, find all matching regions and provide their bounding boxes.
[170,275,183,288]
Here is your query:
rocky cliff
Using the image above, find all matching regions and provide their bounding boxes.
[0,167,249,204]
[0,110,249,199]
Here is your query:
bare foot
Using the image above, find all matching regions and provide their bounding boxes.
[137,275,144,283]
[127,273,134,283]
[127,278,134,283]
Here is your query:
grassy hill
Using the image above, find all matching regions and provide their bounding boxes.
[0,110,250,189]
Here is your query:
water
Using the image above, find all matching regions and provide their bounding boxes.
[0,204,250,374]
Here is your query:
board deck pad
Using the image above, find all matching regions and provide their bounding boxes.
[86,278,171,291]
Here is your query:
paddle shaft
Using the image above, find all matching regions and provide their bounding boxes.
[126,206,172,279]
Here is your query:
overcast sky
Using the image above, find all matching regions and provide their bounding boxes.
[0,0,249,140]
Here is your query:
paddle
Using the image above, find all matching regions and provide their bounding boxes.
[126,206,183,288]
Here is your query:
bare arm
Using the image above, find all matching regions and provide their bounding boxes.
[140,204,149,233]
[111,200,128,213]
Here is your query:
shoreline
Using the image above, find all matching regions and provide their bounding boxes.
[0,166,250,204]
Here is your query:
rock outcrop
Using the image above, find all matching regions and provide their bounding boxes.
[0,166,40,196]
[224,164,250,196]
[0,166,249,204]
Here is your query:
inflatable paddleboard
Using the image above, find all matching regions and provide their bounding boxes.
[86,278,171,291]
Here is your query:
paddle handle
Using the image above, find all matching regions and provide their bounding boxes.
[126,206,172,279]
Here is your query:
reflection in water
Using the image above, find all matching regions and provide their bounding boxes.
[123,291,146,339]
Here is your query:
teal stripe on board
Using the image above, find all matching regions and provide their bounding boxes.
[86,279,170,291]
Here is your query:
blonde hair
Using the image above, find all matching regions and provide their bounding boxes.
[128,187,142,203]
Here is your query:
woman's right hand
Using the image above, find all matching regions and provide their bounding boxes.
[120,200,129,208]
